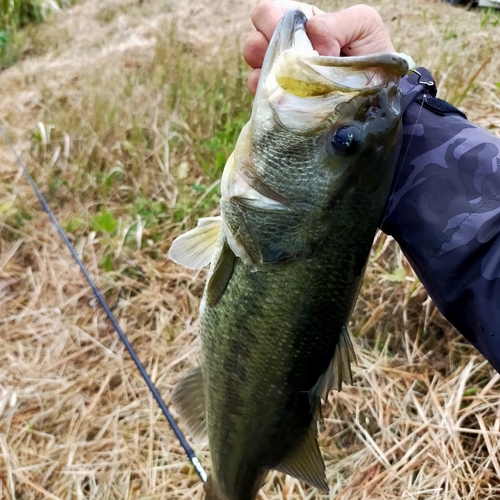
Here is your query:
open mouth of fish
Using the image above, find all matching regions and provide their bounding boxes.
[254,9,415,132]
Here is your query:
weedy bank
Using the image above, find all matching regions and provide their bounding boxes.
[0,0,78,67]
[1,0,500,498]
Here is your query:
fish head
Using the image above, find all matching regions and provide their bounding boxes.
[221,9,414,268]
[252,8,414,192]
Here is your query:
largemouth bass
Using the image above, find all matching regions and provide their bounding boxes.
[169,9,412,500]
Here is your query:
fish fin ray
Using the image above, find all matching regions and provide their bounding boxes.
[206,238,236,307]
[171,366,207,444]
[309,326,357,402]
[275,419,328,492]
[313,395,325,433]
[168,217,221,269]
[204,475,223,500]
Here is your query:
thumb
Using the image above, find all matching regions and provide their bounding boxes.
[306,5,394,57]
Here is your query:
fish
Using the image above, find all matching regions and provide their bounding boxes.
[168,9,413,500]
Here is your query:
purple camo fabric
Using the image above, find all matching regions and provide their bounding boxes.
[382,68,500,373]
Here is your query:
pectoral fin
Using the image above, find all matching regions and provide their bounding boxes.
[168,217,221,269]
[206,238,236,307]
[171,366,207,443]
[309,326,357,403]
[275,418,328,492]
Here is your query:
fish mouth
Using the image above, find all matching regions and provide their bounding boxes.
[256,9,312,99]
[256,9,414,101]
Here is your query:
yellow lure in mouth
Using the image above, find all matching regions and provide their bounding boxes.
[274,50,341,97]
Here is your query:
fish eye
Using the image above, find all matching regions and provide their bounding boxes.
[330,125,359,155]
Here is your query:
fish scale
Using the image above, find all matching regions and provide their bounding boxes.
[253,130,330,203]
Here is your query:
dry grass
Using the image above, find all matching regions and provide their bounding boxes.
[1,0,500,498]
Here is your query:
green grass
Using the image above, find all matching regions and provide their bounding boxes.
[0,0,75,66]
[18,20,251,274]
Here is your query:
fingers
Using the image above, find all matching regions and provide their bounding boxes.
[243,2,394,96]
[251,1,290,42]
[305,15,341,57]
[243,0,325,95]
[251,0,323,40]
[307,5,394,56]
[247,69,261,96]
[243,1,299,95]
[242,31,268,72]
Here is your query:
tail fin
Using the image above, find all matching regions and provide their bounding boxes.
[204,475,224,500]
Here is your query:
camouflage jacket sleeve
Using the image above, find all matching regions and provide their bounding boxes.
[381,67,500,373]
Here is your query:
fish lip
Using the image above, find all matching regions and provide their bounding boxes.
[304,52,412,78]
[275,9,308,54]
[274,9,308,54]
[255,9,311,98]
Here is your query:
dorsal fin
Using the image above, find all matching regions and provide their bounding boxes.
[171,366,207,443]
[309,326,357,403]
[275,417,329,492]
[168,217,221,269]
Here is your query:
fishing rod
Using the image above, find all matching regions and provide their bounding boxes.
[0,125,207,484]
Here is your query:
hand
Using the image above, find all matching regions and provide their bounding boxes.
[243,1,395,95]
